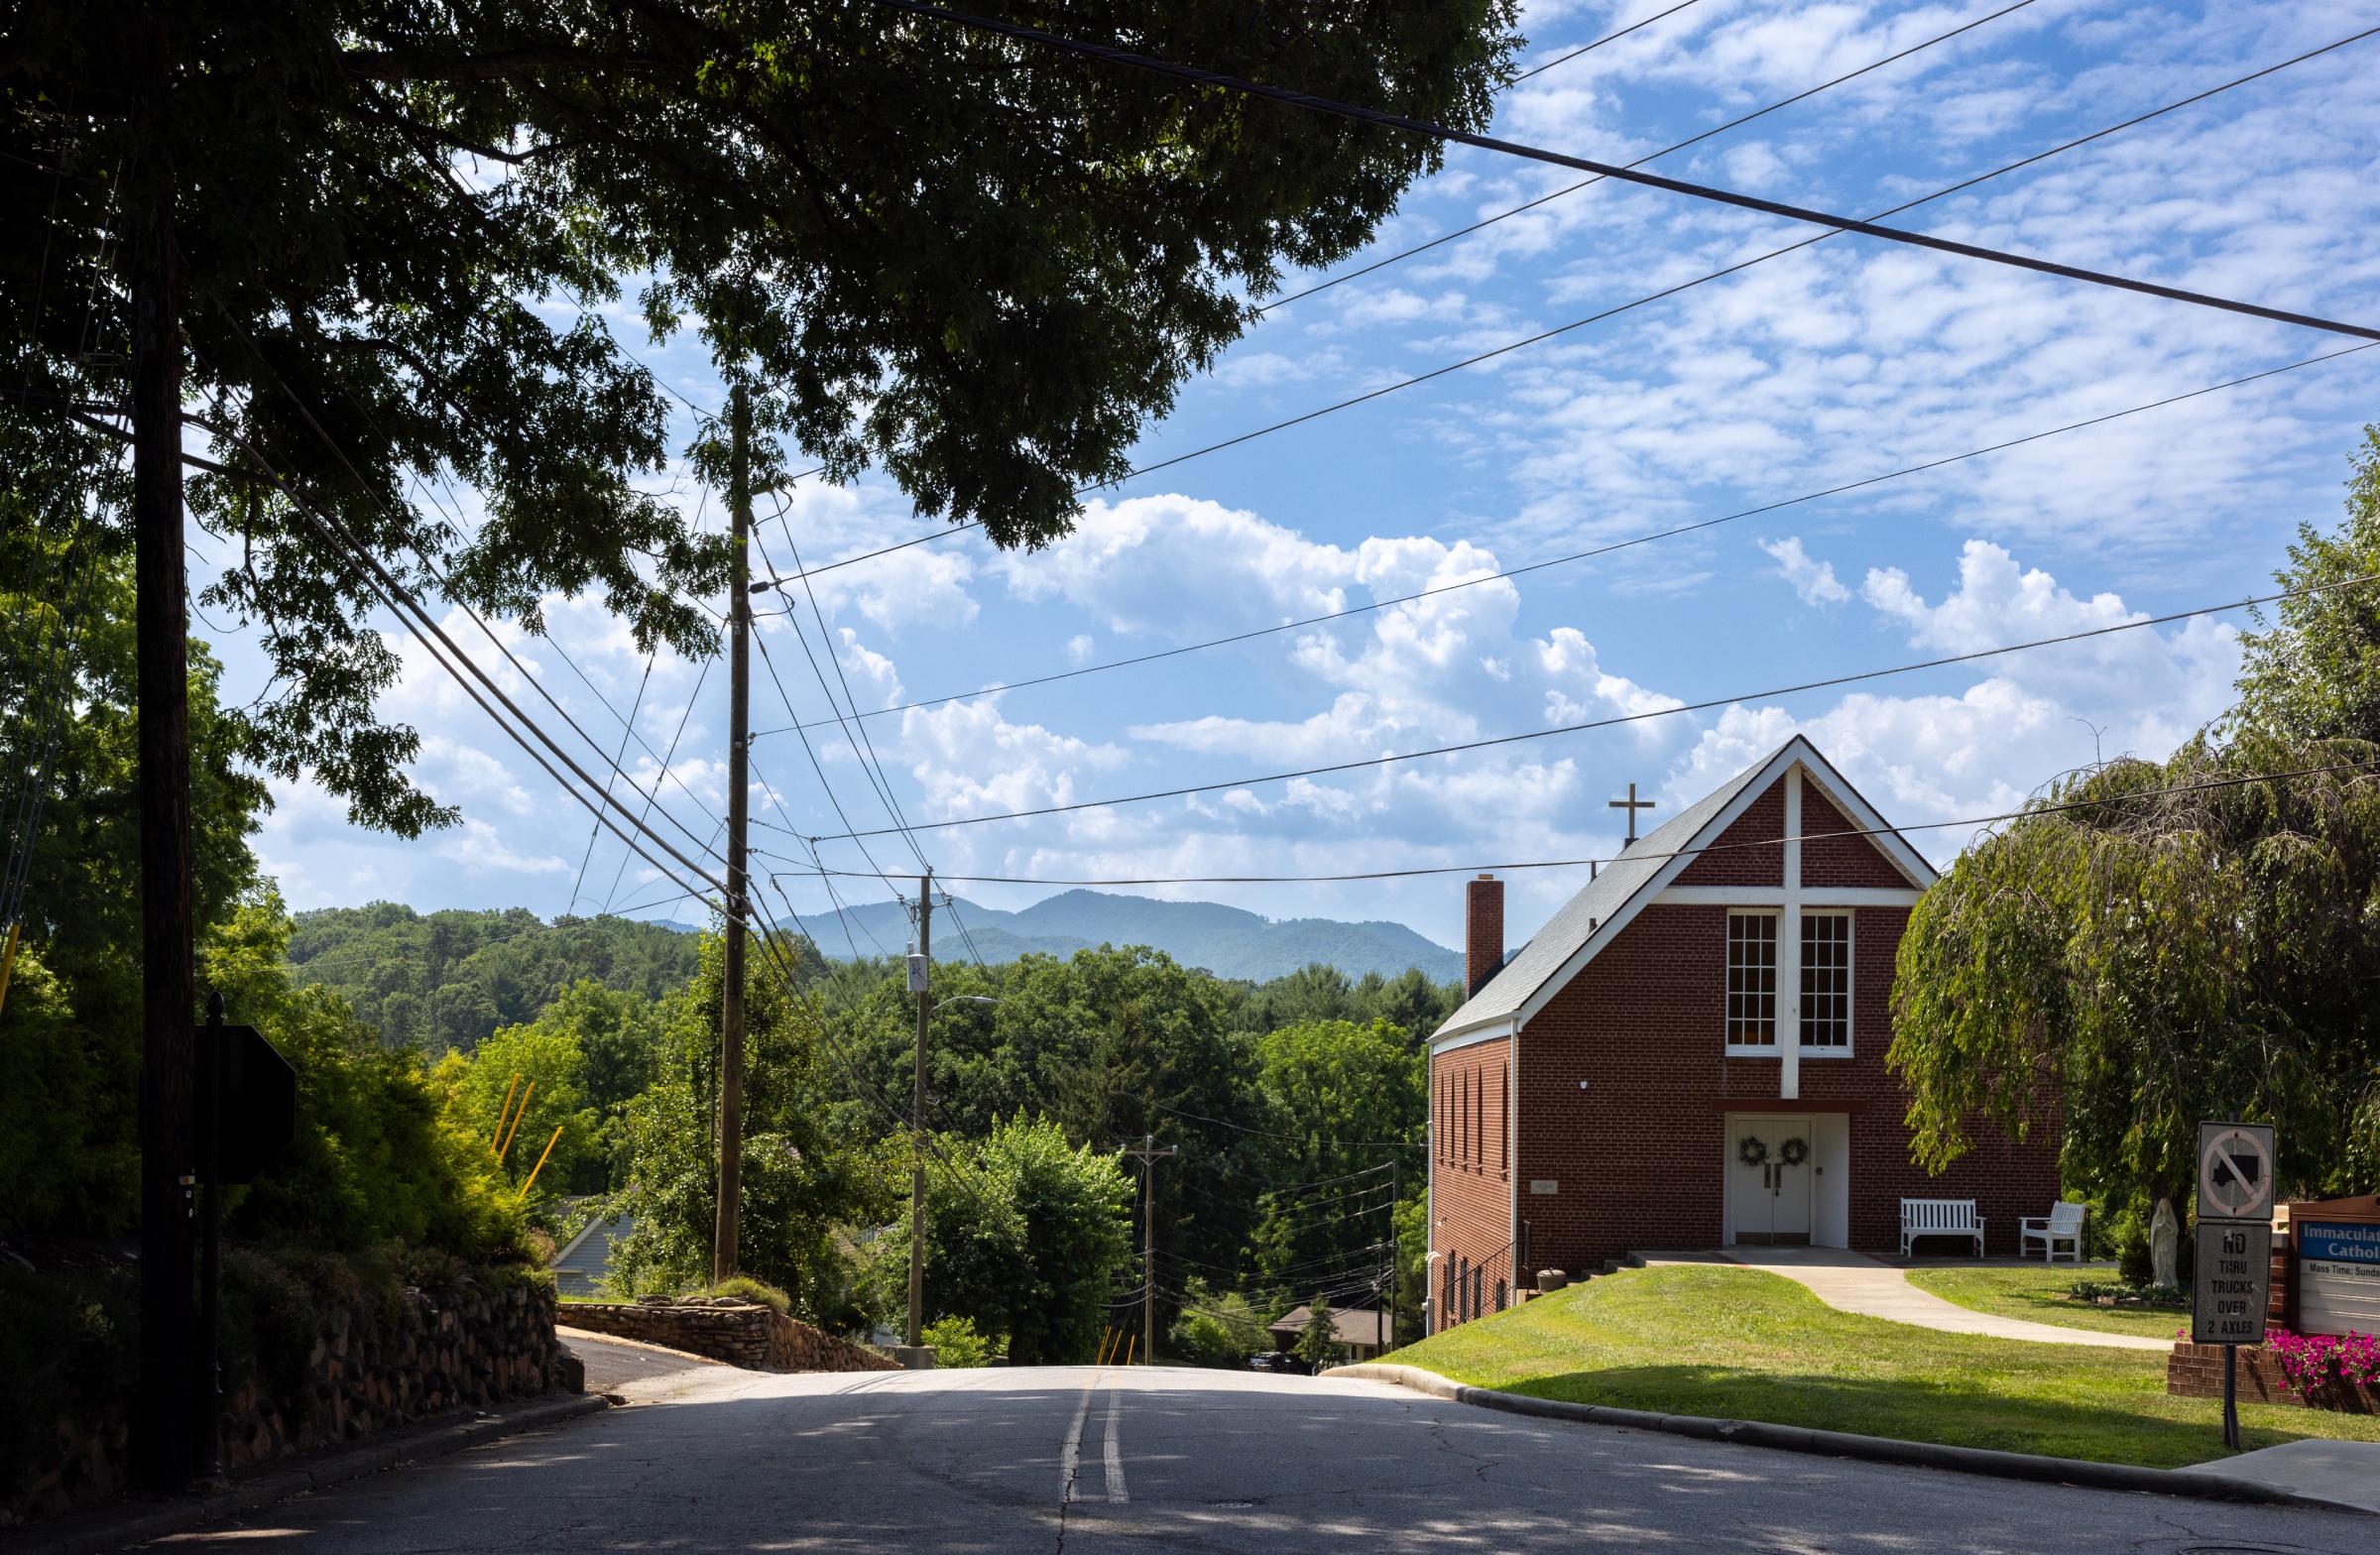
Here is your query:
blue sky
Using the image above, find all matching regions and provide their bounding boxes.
[216,0,2380,955]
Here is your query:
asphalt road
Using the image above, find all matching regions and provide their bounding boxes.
[136,1362,2373,1553]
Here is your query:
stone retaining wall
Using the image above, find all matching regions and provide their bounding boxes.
[11,1275,568,1526]
[559,1301,896,1373]
[2167,1343,2379,1413]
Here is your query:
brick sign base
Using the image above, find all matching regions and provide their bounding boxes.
[2167,1343,2380,1414]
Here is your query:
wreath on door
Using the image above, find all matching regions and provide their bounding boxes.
[1779,1136,1810,1167]
[1737,1135,1769,1167]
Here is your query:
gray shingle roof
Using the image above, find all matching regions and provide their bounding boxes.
[1432,737,1856,1042]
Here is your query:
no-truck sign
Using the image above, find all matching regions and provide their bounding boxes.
[2197,1122,2275,1223]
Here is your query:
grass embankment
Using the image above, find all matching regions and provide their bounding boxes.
[1389,1264,2380,1468]
[1905,1263,2187,1340]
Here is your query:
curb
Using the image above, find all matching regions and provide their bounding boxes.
[1325,1364,2364,1516]
[2,1393,612,1555]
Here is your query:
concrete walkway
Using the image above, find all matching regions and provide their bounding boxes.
[2191,1438,2380,1515]
[1644,1247,2173,1352]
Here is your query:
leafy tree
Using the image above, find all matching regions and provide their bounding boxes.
[2232,425,2380,744]
[0,543,265,1236]
[920,1314,997,1369]
[1249,1019,1421,1296]
[608,932,892,1324]
[285,904,719,1053]
[436,1015,601,1199]
[1292,1293,1340,1371]
[1892,431,2380,1205]
[5,3,1518,830]
[829,946,1271,1315]
[1168,1279,1270,1369]
[874,1116,1133,1365]
[199,900,526,1257]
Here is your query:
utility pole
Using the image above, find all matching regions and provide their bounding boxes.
[1386,1154,1399,1347]
[131,16,196,1494]
[712,382,750,1283]
[905,872,933,1354]
[1124,1135,1177,1363]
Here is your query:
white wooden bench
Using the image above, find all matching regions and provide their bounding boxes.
[2020,1201,2087,1262]
[1900,1198,1985,1257]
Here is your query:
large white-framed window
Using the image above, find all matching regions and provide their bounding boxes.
[1800,910,1853,1054]
[1725,910,1778,1050]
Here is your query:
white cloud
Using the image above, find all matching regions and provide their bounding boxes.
[1761,536,1851,605]
[433,818,571,878]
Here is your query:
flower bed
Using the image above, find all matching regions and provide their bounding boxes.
[2167,1331,2380,1414]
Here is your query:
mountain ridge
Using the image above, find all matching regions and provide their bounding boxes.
[777,888,1461,983]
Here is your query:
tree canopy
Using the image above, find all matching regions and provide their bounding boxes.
[3,2,1518,831]
[1890,427,2380,1206]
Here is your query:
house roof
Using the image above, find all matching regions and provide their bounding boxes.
[1268,1304,1392,1347]
[1431,736,1936,1046]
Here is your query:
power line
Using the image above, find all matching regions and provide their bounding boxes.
[877,1,2380,340]
[1509,0,1708,85]
[771,24,2377,586]
[799,757,2380,891]
[796,575,2377,843]
[1154,1099,1426,1152]
[752,340,2376,742]
[1261,0,2040,315]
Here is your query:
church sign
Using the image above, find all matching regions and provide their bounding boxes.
[2297,1218,2380,1339]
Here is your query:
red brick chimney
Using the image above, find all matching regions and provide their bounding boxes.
[1465,874,1504,999]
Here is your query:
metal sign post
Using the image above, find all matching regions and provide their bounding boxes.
[2191,1120,2276,1453]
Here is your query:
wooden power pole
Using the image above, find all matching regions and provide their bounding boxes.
[131,20,196,1492]
[1125,1136,1177,1363]
[905,872,932,1354]
[712,382,750,1282]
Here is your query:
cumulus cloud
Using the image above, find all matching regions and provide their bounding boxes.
[1761,536,1852,605]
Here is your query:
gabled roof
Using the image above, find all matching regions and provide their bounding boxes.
[1267,1304,1392,1347]
[1431,736,1936,1046]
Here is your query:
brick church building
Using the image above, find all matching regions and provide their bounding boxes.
[1427,736,2059,1331]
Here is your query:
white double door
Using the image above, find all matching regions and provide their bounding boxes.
[1727,1115,1814,1245]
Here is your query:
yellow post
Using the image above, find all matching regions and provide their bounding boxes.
[0,919,20,1021]
[489,1073,521,1154]
[517,1125,565,1202]
[1099,1329,1116,1366]
[498,1080,536,1162]
[1124,1333,1136,1367]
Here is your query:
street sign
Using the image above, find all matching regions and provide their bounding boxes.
[2197,1121,2275,1223]
[196,1022,297,1185]
[2192,1220,2272,1346]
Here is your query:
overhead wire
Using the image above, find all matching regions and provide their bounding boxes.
[800,756,2380,891]
[1260,0,2041,315]
[771,21,2380,585]
[798,575,2379,843]
[752,340,2377,741]
[875,1,2380,340]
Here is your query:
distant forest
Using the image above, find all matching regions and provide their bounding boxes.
[288,902,1464,1056]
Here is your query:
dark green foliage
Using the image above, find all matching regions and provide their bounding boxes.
[204,903,529,1259]
[4,3,1517,831]
[873,1117,1134,1366]
[1167,1280,1270,1369]
[1891,427,2380,1208]
[0,1260,137,1492]
[1292,1293,1340,1369]
[1226,963,1463,1046]
[607,932,892,1326]
[284,904,720,1053]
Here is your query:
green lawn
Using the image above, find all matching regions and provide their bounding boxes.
[1905,1263,2189,1340]
[1389,1264,2380,1469]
